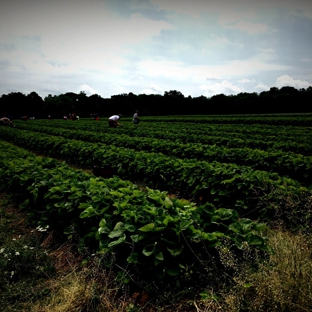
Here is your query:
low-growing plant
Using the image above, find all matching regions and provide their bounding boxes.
[0,146,270,297]
[257,185,312,230]
[211,229,312,312]
[0,196,55,311]
[91,187,269,296]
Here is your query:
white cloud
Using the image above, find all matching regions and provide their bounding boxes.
[206,76,220,81]
[255,83,269,91]
[137,56,290,85]
[126,73,145,81]
[151,0,258,21]
[78,84,97,95]
[210,34,231,45]
[1,0,311,99]
[276,75,311,89]
[226,20,267,34]
[137,60,187,79]
[141,83,163,95]
[151,0,208,18]
[0,0,173,73]
[239,78,256,84]
[107,84,129,96]
[199,80,243,96]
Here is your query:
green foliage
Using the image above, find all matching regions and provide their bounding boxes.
[0,141,269,292]
[0,209,54,311]
[0,126,308,219]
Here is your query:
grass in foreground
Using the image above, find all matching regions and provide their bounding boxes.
[1,193,312,311]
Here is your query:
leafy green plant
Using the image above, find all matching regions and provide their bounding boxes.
[0,142,269,293]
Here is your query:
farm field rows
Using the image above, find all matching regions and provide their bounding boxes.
[7,121,312,187]
[15,117,312,153]
[1,115,312,223]
[1,114,312,311]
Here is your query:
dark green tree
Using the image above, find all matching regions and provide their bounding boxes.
[26,92,45,118]
[0,92,27,118]
[164,90,185,115]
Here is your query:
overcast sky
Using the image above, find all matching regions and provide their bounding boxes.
[0,0,312,99]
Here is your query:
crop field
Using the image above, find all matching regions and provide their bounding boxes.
[1,114,312,311]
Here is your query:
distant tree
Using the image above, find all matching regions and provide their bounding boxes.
[164,90,185,114]
[232,92,260,114]
[75,91,89,117]
[137,93,163,115]
[26,92,44,118]
[269,87,279,93]
[2,85,312,118]
[210,94,230,114]
[192,95,209,114]
[42,94,73,118]
[1,92,27,118]
[88,94,107,117]
[279,86,298,95]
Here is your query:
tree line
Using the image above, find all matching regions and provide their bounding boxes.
[1,86,312,119]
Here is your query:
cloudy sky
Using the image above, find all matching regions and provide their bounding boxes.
[0,0,312,99]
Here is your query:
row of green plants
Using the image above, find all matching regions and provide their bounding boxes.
[31,113,312,126]
[137,122,312,147]
[16,119,312,149]
[16,118,312,155]
[121,120,312,145]
[0,140,269,293]
[17,117,312,140]
[23,113,312,126]
[14,123,312,186]
[125,115,312,126]
[0,127,308,222]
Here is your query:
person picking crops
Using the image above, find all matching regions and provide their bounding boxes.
[0,117,15,127]
[133,110,140,124]
[108,114,122,128]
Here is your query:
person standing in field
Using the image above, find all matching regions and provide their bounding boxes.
[108,114,122,128]
[133,110,140,124]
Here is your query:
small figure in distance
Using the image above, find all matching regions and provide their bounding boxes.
[0,116,15,127]
[108,114,122,128]
[71,112,77,120]
[133,110,140,125]
[93,112,100,121]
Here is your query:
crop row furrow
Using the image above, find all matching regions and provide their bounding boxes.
[15,118,312,138]
[15,119,312,147]
[0,139,270,288]
[11,124,312,186]
[0,127,307,219]
[16,119,312,155]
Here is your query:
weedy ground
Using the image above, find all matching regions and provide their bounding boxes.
[1,192,312,312]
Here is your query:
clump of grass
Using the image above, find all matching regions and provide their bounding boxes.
[246,229,312,311]
[258,187,312,232]
[32,269,103,312]
[197,188,312,311]
[0,196,55,311]
[2,190,312,312]
[32,251,152,312]
[203,228,312,312]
